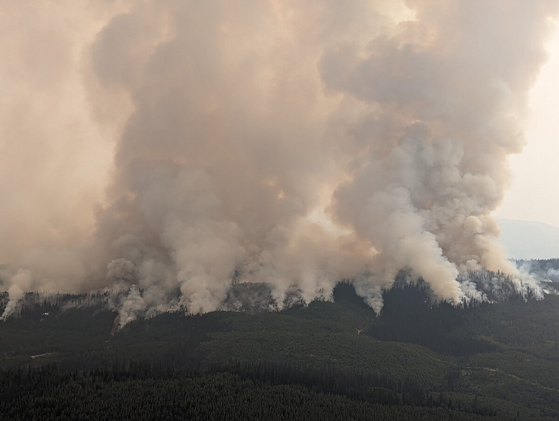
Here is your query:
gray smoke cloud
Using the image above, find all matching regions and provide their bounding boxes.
[1,0,557,322]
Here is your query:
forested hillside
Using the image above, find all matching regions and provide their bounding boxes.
[2,274,559,420]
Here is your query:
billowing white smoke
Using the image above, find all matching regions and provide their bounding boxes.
[1,0,557,322]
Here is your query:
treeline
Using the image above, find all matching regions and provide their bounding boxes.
[0,362,499,420]
[515,258,559,271]
[367,283,499,356]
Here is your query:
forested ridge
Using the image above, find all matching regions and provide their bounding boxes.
[2,270,559,420]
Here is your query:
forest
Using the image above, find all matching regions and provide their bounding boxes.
[2,264,559,420]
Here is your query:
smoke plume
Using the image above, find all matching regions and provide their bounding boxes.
[1,0,557,321]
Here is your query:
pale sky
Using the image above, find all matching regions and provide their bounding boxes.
[494,21,559,228]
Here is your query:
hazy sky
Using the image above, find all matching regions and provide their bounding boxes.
[494,21,559,228]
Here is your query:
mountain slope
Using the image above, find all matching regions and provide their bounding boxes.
[497,218,559,259]
[2,283,559,419]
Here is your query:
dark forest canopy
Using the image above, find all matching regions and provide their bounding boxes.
[2,275,559,419]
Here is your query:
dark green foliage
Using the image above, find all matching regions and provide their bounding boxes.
[2,281,559,419]
[366,283,499,355]
[0,364,499,421]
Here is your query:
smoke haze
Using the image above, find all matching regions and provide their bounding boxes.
[1,0,557,320]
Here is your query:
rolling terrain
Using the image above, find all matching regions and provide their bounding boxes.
[2,268,559,419]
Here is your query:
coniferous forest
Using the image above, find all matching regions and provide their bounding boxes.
[2,266,559,420]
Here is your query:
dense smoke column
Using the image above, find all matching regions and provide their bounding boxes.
[325,0,558,302]
[90,0,376,314]
[0,1,558,320]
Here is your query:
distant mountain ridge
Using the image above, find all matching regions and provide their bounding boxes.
[497,218,559,259]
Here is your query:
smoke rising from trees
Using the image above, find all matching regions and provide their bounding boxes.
[1,0,557,321]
